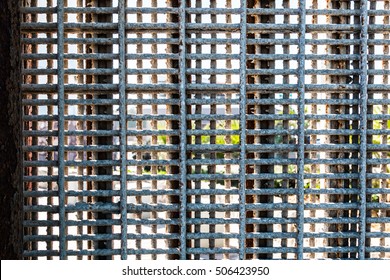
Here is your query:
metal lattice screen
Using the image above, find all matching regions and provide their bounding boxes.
[22,0,390,260]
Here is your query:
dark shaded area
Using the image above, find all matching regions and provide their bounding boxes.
[0,0,23,260]
[85,0,114,260]
[246,0,275,260]
[166,0,181,260]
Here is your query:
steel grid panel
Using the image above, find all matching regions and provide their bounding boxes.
[21,0,390,260]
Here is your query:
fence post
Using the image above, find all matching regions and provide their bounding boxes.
[0,0,23,260]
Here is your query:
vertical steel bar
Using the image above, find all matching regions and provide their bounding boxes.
[380,0,390,259]
[208,0,217,260]
[224,0,233,260]
[118,0,128,260]
[239,0,247,261]
[85,1,95,258]
[46,0,55,260]
[150,0,158,261]
[76,0,84,260]
[309,0,318,259]
[135,0,143,260]
[350,0,362,260]
[281,0,290,260]
[57,0,66,260]
[23,0,38,259]
[179,0,187,260]
[365,0,376,259]
[256,0,275,260]
[193,0,202,260]
[62,1,69,258]
[358,0,368,260]
[296,0,306,260]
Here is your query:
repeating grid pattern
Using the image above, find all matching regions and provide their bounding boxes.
[21,0,390,260]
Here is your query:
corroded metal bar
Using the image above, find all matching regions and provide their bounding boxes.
[238,0,247,260]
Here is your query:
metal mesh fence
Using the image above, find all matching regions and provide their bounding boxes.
[21,0,390,260]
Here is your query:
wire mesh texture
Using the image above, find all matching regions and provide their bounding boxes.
[21,0,390,260]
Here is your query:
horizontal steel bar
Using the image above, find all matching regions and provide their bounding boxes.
[20,83,390,93]
[24,203,180,213]
[304,203,360,210]
[15,22,367,33]
[245,247,297,254]
[187,174,239,180]
[68,233,180,241]
[66,248,180,257]
[187,248,239,254]
[187,114,240,120]
[365,232,390,238]
[189,68,374,76]
[21,22,181,31]
[19,248,164,257]
[23,159,180,167]
[187,203,239,211]
[246,174,298,180]
[247,217,357,225]
[187,129,239,136]
[186,158,239,165]
[246,158,297,165]
[187,232,239,239]
[22,187,390,198]
[247,129,298,136]
[187,218,240,225]
[302,247,358,253]
[246,232,297,239]
[21,144,390,153]
[303,232,360,239]
[22,37,180,45]
[365,247,390,253]
[21,37,390,48]
[24,189,180,198]
[186,189,239,196]
[187,144,240,151]
[23,145,179,152]
[24,174,181,182]
[24,232,180,242]
[25,219,104,228]
[23,250,60,257]
[303,174,360,180]
[20,6,390,17]
[186,8,241,14]
[250,99,390,106]
[245,189,357,195]
[186,99,240,105]
[304,129,360,136]
[303,189,359,195]
[21,84,179,92]
[22,53,179,60]
[23,68,179,75]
